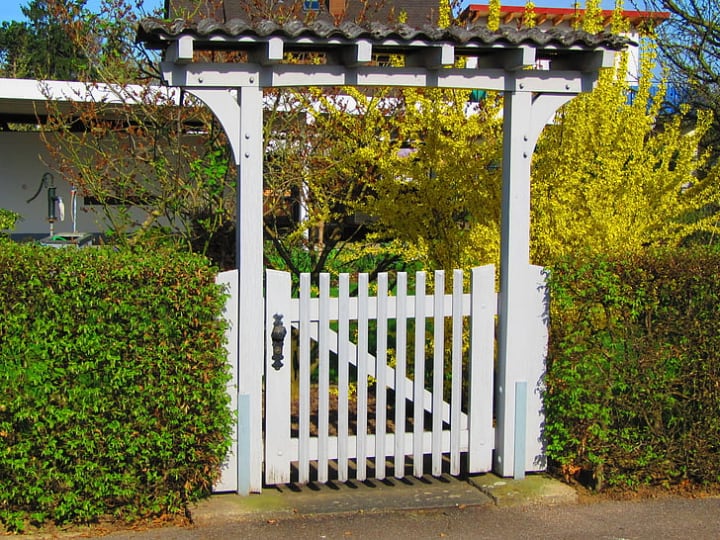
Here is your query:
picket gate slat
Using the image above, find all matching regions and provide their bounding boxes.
[394,272,408,478]
[432,270,445,476]
[375,273,388,480]
[337,274,350,482]
[450,269,464,475]
[298,273,311,484]
[317,273,330,483]
[413,271,426,477]
[356,273,369,481]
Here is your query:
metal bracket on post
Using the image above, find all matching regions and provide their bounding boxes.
[513,381,527,480]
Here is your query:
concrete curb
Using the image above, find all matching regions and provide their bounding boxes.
[189,473,576,524]
[469,473,578,507]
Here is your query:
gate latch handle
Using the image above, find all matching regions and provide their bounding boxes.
[270,314,287,371]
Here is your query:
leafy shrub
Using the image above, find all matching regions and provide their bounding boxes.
[0,243,232,531]
[0,209,19,235]
[545,249,720,490]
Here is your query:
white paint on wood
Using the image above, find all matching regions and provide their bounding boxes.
[298,273,311,483]
[375,273,389,480]
[432,270,445,476]
[318,273,330,483]
[213,270,239,492]
[394,272,408,478]
[286,430,471,462]
[450,269,464,476]
[496,88,557,477]
[356,273,369,481]
[260,265,524,485]
[263,270,293,485]
[292,311,470,427]
[162,62,601,94]
[469,265,496,473]
[237,86,266,493]
[279,290,479,321]
[337,274,350,481]
[525,265,549,472]
[190,87,266,493]
[413,271,426,477]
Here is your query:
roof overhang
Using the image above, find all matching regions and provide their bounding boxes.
[0,78,180,125]
[137,18,629,93]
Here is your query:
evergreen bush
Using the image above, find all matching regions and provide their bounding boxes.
[545,249,720,490]
[0,242,232,531]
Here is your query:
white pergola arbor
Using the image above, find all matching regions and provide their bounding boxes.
[138,19,627,493]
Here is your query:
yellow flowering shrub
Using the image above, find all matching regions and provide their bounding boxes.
[531,49,720,264]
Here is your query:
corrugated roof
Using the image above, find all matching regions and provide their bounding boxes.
[137,17,630,51]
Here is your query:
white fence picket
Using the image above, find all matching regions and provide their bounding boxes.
[298,273,311,484]
[318,273,330,483]
[413,271,426,477]
[432,270,445,476]
[450,269,464,475]
[337,274,350,482]
[375,273,389,480]
[394,272,408,478]
[356,273,369,481]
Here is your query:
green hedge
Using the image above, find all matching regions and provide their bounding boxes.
[0,242,232,531]
[545,249,720,490]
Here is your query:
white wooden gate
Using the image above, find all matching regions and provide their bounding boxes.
[264,266,497,485]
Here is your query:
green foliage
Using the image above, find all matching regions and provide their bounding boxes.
[0,209,20,235]
[0,243,232,531]
[263,86,397,278]
[364,87,504,271]
[0,0,88,79]
[545,249,720,490]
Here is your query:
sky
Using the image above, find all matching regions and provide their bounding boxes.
[0,0,163,24]
[0,0,648,25]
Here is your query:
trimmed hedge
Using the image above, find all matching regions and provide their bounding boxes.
[545,249,720,490]
[0,242,232,531]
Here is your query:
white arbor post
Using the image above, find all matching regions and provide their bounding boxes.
[190,86,265,494]
[495,88,574,478]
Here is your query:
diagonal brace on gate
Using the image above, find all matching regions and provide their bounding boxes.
[284,268,496,445]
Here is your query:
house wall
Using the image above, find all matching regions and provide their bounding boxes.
[1,131,197,239]
[0,132,108,238]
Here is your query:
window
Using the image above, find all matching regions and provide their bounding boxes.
[303,0,320,10]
